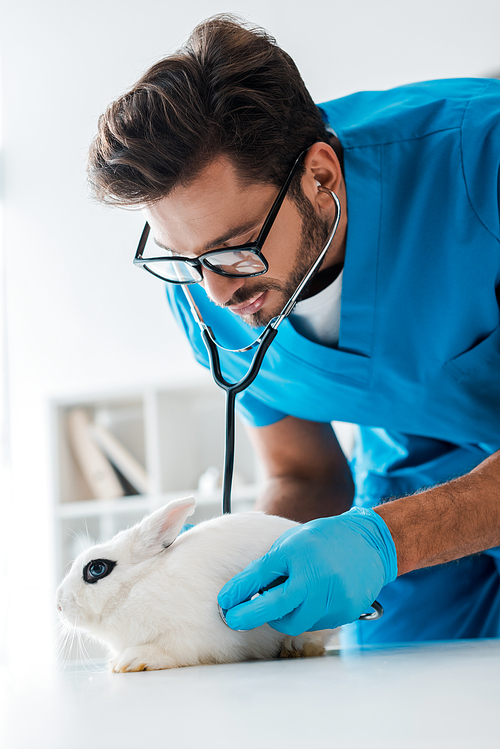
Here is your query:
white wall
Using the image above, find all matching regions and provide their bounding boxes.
[1,0,499,669]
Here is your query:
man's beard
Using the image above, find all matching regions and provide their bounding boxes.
[223,194,331,328]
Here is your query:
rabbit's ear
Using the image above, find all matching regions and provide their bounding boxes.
[133,497,196,557]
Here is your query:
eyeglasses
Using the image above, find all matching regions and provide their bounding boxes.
[133,149,308,284]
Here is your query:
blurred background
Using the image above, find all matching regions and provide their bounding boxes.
[1,0,499,670]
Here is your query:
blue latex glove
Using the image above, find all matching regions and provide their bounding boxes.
[217,507,398,634]
[179,523,194,534]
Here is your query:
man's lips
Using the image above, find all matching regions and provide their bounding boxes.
[227,290,268,316]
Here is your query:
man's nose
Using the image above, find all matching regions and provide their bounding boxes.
[201,269,246,306]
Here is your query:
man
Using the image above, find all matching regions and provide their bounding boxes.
[88,15,500,646]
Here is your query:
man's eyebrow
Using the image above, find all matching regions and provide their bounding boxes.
[153,237,174,253]
[153,219,260,256]
[203,219,260,251]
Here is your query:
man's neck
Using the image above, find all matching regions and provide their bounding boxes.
[299,261,343,300]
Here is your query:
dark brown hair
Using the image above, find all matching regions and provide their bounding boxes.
[88,14,329,206]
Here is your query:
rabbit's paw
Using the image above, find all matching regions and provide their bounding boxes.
[110,645,175,673]
[279,632,329,659]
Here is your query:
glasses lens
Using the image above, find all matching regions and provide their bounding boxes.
[204,250,267,276]
[144,260,202,283]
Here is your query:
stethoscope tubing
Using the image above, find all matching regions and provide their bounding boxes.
[201,324,278,514]
[182,186,341,514]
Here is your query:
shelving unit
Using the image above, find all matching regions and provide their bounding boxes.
[51,372,263,661]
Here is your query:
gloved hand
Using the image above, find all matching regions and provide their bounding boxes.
[217,507,397,634]
[179,524,194,534]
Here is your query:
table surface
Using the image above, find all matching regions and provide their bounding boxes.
[2,638,499,749]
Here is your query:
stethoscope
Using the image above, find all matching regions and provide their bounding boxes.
[182,187,383,622]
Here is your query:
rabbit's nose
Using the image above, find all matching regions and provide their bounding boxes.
[55,589,64,611]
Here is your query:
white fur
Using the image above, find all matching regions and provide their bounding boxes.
[56,497,331,672]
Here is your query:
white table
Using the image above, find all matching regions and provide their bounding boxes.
[2,639,499,749]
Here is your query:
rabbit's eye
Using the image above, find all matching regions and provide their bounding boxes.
[83,558,117,584]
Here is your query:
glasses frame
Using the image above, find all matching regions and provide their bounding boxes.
[133,148,308,284]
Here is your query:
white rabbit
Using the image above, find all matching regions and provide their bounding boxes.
[56,497,332,672]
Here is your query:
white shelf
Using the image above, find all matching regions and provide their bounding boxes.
[56,485,261,519]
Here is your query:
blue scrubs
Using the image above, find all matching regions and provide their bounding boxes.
[167,78,500,644]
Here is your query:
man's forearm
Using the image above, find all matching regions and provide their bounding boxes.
[255,472,354,523]
[375,450,500,576]
[247,417,354,524]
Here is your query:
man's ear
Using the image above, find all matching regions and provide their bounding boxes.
[304,142,343,197]
[133,496,196,557]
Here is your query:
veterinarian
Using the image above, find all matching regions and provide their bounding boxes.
[88,15,500,646]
